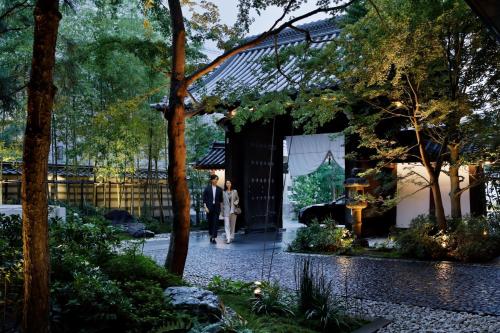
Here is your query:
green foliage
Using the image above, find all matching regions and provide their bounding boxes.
[290,161,345,213]
[103,250,185,289]
[51,271,135,333]
[250,281,294,317]
[139,215,172,234]
[396,215,500,262]
[322,0,499,224]
[120,280,191,333]
[395,215,448,260]
[50,209,120,279]
[207,275,254,295]
[288,220,354,253]
[448,216,500,262]
[218,310,253,333]
[219,293,318,333]
[0,203,193,332]
[47,207,190,332]
[0,214,23,328]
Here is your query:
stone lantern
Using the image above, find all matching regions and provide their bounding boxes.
[344,168,369,238]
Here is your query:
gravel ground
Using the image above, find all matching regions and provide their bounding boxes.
[349,299,500,333]
[142,231,500,332]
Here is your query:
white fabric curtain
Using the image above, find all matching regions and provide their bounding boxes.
[285,133,345,177]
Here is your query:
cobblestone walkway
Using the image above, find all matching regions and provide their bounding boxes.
[143,231,500,316]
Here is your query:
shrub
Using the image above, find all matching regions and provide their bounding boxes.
[120,280,192,332]
[50,209,120,267]
[395,215,448,260]
[207,275,254,295]
[396,215,500,262]
[449,215,500,262]
[288,219,353,253]
[103,250,185,289]
[51,271,134,333]
[141,218,172,234]
[1,206,191,332]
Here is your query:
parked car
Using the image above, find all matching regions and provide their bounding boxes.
[297,196,347,225]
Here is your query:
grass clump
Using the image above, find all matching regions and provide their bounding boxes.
[295,258,364,333]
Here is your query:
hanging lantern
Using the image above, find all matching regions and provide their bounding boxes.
[344,168,369,237]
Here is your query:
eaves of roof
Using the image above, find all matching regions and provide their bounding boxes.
[1,163,168,180]
[194,141,225,170]
[150,18,340,111]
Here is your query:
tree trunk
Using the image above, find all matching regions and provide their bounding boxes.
[429,174,447,230]
[449,144,462,219]
[165,0,190,276]
[415,124,447,230]
[22,1,60,332]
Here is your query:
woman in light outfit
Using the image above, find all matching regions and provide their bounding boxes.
[222,180,239,244]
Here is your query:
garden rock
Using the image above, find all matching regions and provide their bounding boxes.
[164,287,222,320]
[104,209,135,224]
[124,222,154,238]
[189,322,223,333]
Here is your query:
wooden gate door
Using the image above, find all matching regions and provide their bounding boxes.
[242,122,283,231]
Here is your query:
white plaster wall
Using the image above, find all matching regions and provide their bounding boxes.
[0,205,66,222]
[396,163,470,228]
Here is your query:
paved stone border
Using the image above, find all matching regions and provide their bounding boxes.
[351,318,391,333]
[285,249,500,269]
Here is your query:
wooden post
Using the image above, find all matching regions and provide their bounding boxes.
[117,182,121,208]
[17,177,21,204]
[80,180,83,209]
[131,182,134,216]
[108,181,111,210]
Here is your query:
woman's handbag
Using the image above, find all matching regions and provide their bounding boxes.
[234,205,242,215]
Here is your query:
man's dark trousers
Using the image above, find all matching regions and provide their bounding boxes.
[207,210,219,238]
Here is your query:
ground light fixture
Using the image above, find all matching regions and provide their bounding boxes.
[253,281,262,298]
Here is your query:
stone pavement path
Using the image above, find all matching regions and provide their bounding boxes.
[142,230,500,332]
[144,230,500,315]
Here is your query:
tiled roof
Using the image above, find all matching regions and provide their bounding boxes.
[1,163,167,180]
[150,18,340,110]
[195,141,225,170]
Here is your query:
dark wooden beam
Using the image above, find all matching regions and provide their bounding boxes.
[465,0,500,42]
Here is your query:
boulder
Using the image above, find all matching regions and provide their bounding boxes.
[124,222,154,238]
[104,210,135,224]
[132,229,155,238]
[164,287,222,320]
[189,322,223,333]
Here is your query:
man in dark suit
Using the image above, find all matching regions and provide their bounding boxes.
[203,174,223,243]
